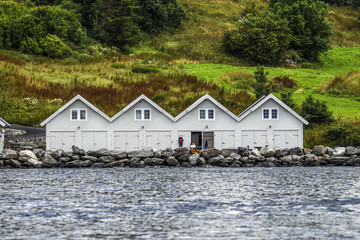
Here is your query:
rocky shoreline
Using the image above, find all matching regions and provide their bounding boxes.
[1,145,360,169]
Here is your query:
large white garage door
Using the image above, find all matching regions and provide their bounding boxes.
[273,130,299,149]
[114,131,140,151]
[241,130,267,150]
[82,131,107,151]
[214,131,235,149]
[146,131,172,151]
[49,131,75,151]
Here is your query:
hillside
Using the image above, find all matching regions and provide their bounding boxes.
[0,0,360,127]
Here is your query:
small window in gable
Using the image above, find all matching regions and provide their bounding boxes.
[70,109,87,121]
[262,108,278,120]
[135,108,151,121]
[199,108,215,120]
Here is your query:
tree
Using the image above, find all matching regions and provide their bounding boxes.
[223,12,290,64]
[280,91,296,109]
[254,66,270,98]
[269,0,332,62]
[301,95,333,125]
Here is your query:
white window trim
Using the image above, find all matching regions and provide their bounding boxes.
[198,108,216,121]
[262,107,279,120]
[134,108,152,121]
[70,108,87,121]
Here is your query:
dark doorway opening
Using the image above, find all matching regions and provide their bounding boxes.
[191,131,214,149]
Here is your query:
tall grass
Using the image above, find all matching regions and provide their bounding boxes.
[320,71,360,96]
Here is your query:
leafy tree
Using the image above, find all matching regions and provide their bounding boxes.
[280,91,296,109]
[254,66,270,98]
[269,0,332,62]
[319,0,360,7]
[223,12,290,64]
[301,95,334,125]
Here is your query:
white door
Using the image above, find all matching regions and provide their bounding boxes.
[158,131,172,150]
[81,131,107,151]
[274,130,299,149]
[114,131,140,151]
[49,131,75,151]
[146,131,172,151]
[214,131,235,149]
[241,130,267,149]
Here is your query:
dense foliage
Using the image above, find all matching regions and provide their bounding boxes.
[253,66,270,98]
[301,95,334,125]
[319,0,360,7]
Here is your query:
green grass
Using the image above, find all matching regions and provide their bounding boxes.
[182,47,360,118]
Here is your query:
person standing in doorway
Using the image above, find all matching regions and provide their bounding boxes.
[204,138,208,150]
[178,136,183,147]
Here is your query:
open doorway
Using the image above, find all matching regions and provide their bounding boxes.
[191,131,214,149]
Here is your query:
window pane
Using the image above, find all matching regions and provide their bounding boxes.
[263,109,269,119]
[144,110,150,119]
[80,110,86,120]
[272,109,278,119]
[136,110,142,119]
[208,109,214,119]
[200,109,206,119]
[71,110,78,120]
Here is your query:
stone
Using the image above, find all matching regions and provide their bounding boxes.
[249,155,260,161]
[256,161,276,167]
[80,160,93,167]
[197,157,206,166]
[312,145,327,156]
[144,158,165,166]
[177,153,189,162]
[266,157,276,162]
[220,148,238,158]
[106,161,122,168]
[327,147,335,156]
[7,159,22,168]
[58,157,71,163]
[91,162,105,168]
[346,156,360,166]
[166,156,179,166]
[181,162,192,168]
[119,158,130,165]
[33,149,45,158]
[334,147,346,157]
[71,154,81,160]
[238,147,248,155]
[129,158,145,168]
[99,156,115,163]
[223,157,234,164]
[110,151,127,159]
[161,148,174,158]
[251,149,262,157]
[219,163,228,167]
[200,149,220,159]
[229,152,241,160]
[275,149,288,158]
[127,150,154,158]
[27,158,43,168]
[88,148,111,157]
[41,155,58,167]
[81,155,99,162]
[188,154,199,166]
[62,152,73,158]
[230,163,241,168]
[52,149,64,159]
[345,146,359,156]
[154,150,162,158]
[290,161,303,167]
[72,146,86,156]
[173,147,189,157]
[280,155,293,163]
[207,156,222,165]
[288,147,304,156]
[3,149,18,159]
[304,148,311,154]
[326,157,350,166]
[18,150,37,160]
[261,146,276,157]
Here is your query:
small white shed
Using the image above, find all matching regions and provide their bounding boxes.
[0,117,10,152]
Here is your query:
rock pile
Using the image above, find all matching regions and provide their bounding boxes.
[1,145,360,169]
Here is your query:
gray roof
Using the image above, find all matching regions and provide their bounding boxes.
[0,117,10,128]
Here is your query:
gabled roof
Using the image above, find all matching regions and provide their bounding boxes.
[0,117,10,128]
[40,95,111,126]
[174,94,239,121]
[111,94,175,122]
[238,93,309,125]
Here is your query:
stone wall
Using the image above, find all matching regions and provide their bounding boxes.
[1,145,360,169]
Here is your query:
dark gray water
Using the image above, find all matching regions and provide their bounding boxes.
[1,167,360,239]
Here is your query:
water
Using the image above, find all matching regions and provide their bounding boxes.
[1,167,360,239]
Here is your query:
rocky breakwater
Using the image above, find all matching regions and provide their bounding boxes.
[1,145,360,169]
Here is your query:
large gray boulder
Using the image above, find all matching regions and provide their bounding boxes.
[275,149,288,158]
[220,148,238,158]
[99,156,115,163]
[40,155,58,167]
[72,146,86,156]
[312,145,327,156]
[333,147,346,157]
[144,158,165,166]
[27,158,43,168]
[79,160,93,167]
[251,149,261,157]
[197,157,206,166]
[207,156,222,165]
[18,150,38,161]
[288,147,304,156]
[261,146,275,157]
[127,150,154,158]
[129,157,145,168]
[161,148,174,158]
[3,149,18,159]
[229,152,241,160]
[81,155,99,162]
[200,149,220,159]
[345,146,360,156]
[166,156,179,166]
[52,149,64,159]
[7,159,22,168]
[173,147,189,157]
[88,148,111,157]
[65,160,82,168]
[110,151,127,159]
[177,153,189,162]
[188,154,199,166]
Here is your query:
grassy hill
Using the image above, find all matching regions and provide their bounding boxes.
[0,0,360,127]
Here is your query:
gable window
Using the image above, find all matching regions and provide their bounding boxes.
[262,108,278,120]
[70,109,87,121]
[134,108,151,121]
[199,108,215,120]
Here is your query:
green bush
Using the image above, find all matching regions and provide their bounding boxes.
[40,34,71,58]
[301,95,334,125]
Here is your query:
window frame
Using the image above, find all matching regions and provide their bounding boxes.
[70,108,87,121]
[134,108,152,121]
[198,108,216,121]
[262,107,279,120]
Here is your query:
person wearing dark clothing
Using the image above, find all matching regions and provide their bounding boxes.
[204,138,208,149]
[178,136,183,147]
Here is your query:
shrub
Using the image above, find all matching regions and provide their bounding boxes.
[253,66,270,98]
[40,34,71,58]
[271,75,297,91]
[301,95,334,125]
[132,65,161,73]
[111,62,127,69]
